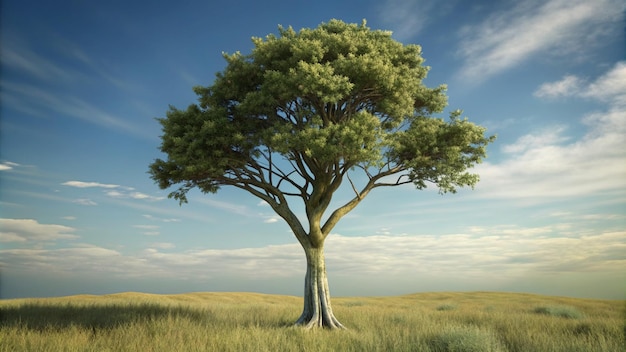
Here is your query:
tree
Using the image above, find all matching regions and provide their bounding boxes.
[149,19,495,329]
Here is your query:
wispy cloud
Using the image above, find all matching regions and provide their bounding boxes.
[106,190,164,202]
[62,180,163,202]
[2,227,623,297]
[534,62,626,103]
[58,39,140,93]
[0,44,76,82]
[476,61,626,200]
[533,75,583,99]
[325,230,626,277]
[0,161,20,171]
[1,245,133,275]
[128,192,164,201]
[378,0,438,40]
[133,225,160,236]
[1,80,152,138]
[133,225,160,230]
[73,199,98,206]
[582,61,626,105]
[194,198,251,216]
[0,33,158,139]
[457,0,623,82]
[500,126,569,154]
[263,216,280,224]
[142,214,180,223]
[0,218,78,243]
[149,242,176,249]
[62,181,121,189]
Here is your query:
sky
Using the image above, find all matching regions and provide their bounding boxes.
[1,0,625,300]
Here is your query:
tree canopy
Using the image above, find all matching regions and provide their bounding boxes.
[149,19,495,328]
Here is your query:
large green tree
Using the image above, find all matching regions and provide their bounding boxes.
[150,19,495,329]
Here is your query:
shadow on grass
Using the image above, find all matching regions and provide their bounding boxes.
[0,303,210,331]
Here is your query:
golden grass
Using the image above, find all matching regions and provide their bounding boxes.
[1,291,624,351]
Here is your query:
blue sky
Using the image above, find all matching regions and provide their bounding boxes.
[1,0,625,300]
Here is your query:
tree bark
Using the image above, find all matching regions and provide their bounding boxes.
[295,246,346,329]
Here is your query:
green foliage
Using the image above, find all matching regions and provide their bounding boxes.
[149,19,495,216]
[534,305,585,319]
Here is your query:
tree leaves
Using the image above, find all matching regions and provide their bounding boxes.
[149,19,495,220]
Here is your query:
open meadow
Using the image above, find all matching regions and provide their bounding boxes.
[1,291,624,351]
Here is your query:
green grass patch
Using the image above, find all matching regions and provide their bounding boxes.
[1,292,623,352]
[436,303,458,311]
[533,305,584,319]
[427,325,505,352]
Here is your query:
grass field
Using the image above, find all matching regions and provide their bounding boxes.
[1,291,624,351]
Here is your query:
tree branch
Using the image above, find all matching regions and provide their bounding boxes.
[346,172,361,200]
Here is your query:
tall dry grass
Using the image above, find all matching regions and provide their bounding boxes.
[1,291,624,351]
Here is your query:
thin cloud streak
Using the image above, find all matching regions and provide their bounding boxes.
[1,35,155,140]
[1,45,75,82]
[1,81,152,139]
[457,0,623,82]
[63,181,121,189]
[378,0,433,40]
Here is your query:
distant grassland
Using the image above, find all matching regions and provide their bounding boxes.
[1,291,624,351]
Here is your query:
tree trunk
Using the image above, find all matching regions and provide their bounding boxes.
[295,246,345,329]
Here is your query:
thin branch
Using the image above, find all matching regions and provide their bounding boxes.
[346,173,361,200]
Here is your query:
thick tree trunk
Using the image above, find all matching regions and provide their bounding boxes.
[295,246,345,329]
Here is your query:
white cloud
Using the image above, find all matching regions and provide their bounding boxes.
[0,233,28,243]
[376,227,392,235]
[129,192,164,201]
[457,0,623,81]
[263,217,280,224]
[534,62,626,104]
[133,224,160,236]
[2,228,623,290]
[0,245,141,276]
[63,181,120,189]
[62,216,77,220]
[62,181,162,202]
[476,62,626,200]
[533,75,582,98]
[133,225,160,230]
[378,0,437,40]
[150,242,176,249]
[195,198,250,216]
[105,190,124,197]
[0,161,20,171]
[582,61,626,105]
[105,189,163,201]
[73,198,98,206]
[501,126,569,154]
[0,218,78,243]
[142,214,180,222]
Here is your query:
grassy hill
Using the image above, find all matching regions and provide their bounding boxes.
[1,291,624,351]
